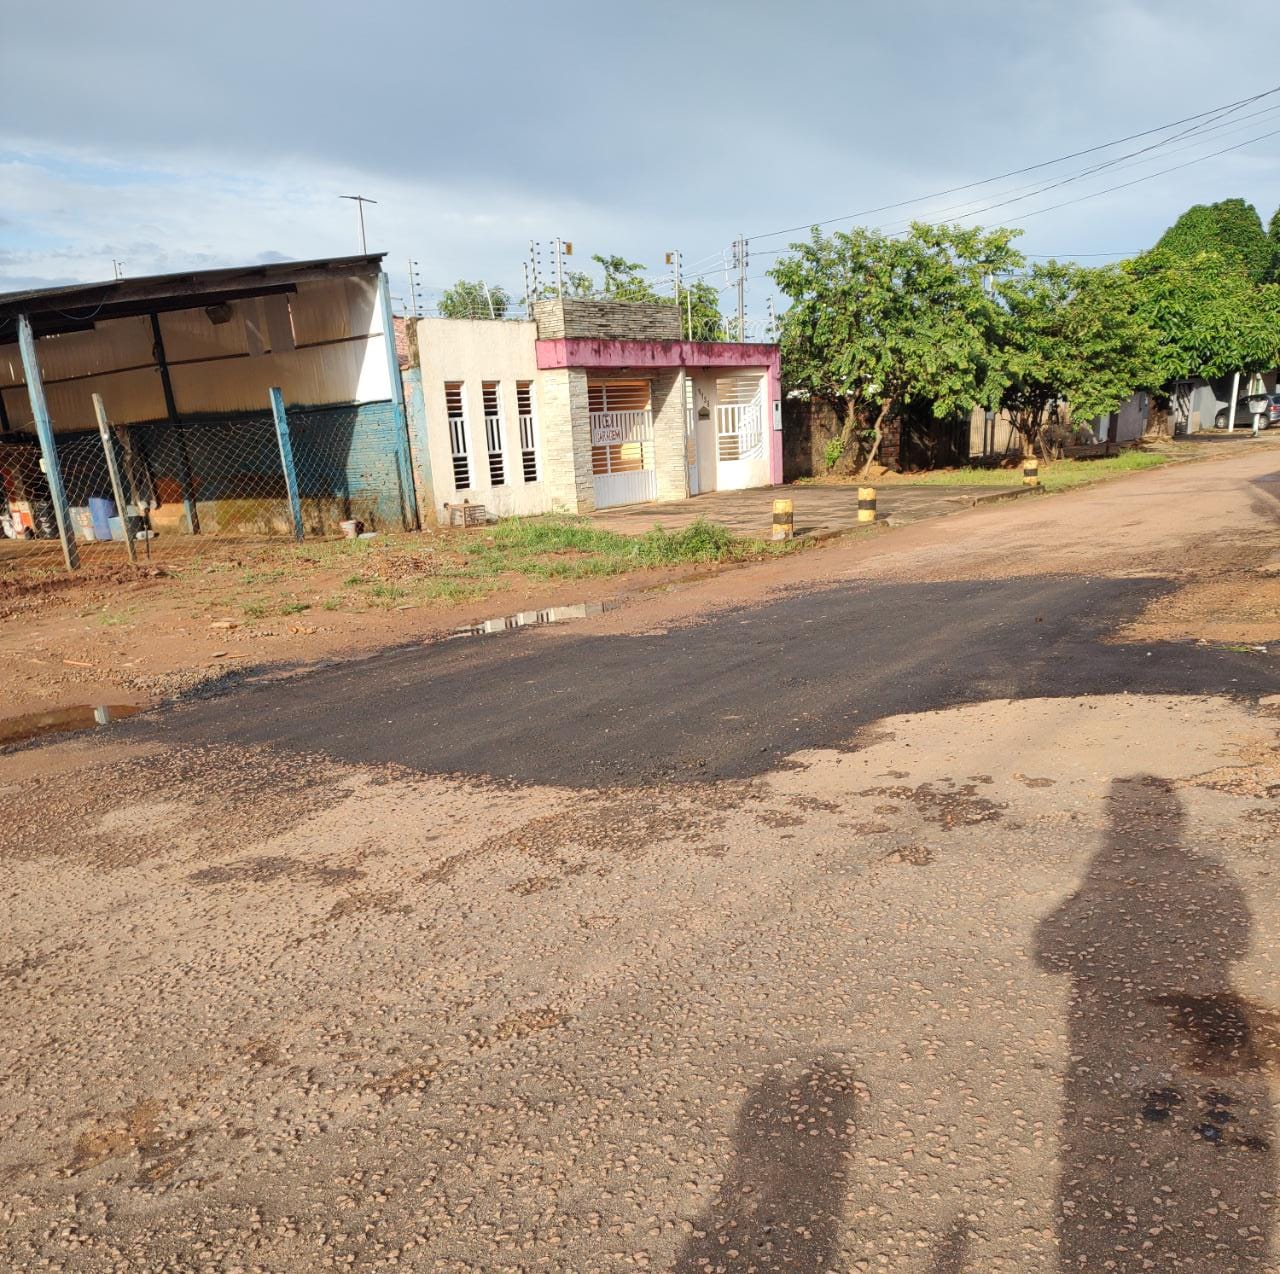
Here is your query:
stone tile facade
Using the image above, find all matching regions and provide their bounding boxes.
[535,367,594,513]
[534,299,681,342]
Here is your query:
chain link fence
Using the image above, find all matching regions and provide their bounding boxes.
[1,396,414,580]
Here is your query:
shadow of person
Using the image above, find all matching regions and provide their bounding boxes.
[1035,775,1276,1270]
[674,1053,858,1273]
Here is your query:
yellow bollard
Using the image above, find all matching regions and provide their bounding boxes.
[772,497,794,542]
[857,486,877,523]
[1023,456,1040,487]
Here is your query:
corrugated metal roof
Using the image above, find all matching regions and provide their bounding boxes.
[0,254,386,342]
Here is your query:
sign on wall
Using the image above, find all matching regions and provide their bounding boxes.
[591,417,625,445]
[772,399,782,431]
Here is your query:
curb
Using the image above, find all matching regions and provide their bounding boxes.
[969,486,1043,506]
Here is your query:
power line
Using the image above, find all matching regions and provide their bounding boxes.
[676,114,1280,289]
[745,82,1280,243]
[864,100,1280,237]
[1000,123,1280,225]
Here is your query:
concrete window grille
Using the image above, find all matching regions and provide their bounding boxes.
[445,382,470,489]
[517,381,538,482]
[482,381,505,486]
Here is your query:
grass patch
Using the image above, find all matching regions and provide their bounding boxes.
[874,450,1170,492]
[461,516,780,582]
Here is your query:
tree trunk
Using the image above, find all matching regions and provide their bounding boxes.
[856,400,893,480]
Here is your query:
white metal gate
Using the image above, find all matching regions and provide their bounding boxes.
[590,381,656,508]
[713,375,766,490]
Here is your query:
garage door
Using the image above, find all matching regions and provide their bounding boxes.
[589,380,656,509]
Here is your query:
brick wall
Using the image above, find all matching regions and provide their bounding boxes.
[533,299,681,342]
[781,398,967,478]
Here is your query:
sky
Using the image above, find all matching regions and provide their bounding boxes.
[3,0,1280,328]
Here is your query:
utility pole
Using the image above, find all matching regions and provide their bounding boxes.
[340,194,378,254]
[482,282,496,319]
[554,238,565,298]
[112,259,124,280]
[523,262,532,314]
[766,297,777,338]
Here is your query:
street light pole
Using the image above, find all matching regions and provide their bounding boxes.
[340,194,378,254]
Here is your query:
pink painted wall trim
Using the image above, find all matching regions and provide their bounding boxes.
[536,338,784,484]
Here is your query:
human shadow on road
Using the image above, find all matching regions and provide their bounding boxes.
[673,1053,858,1273]
[1035,776,1277,1270]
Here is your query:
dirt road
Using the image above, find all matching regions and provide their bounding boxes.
[1,444,1278,1271]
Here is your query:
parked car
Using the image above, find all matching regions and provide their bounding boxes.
[1215,393,1280,429]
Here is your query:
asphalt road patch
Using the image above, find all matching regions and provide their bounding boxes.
[140,575,1278,788]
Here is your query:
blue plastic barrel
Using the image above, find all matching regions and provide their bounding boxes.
[88,496,117,541]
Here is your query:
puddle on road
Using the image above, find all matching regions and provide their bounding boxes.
[449,601,609,639]
[0,703,142,747]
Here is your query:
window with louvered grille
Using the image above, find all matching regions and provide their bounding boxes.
[482,381,504,485]
[516,381,538,482]
[445,382,470,489]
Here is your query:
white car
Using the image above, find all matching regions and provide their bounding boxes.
[1215,393,1280,429]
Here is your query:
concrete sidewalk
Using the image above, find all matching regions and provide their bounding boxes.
[590,481,1026,538]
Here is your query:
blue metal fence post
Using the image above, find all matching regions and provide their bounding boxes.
[17,313,79,571]
[376,271,420,530]
[268,387,305,542]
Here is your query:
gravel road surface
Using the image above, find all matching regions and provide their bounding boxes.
[1,443,1278,1271]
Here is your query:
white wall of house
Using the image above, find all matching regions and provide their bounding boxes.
[416,317,566,522]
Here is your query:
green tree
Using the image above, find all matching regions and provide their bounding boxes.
[770,222,1024,476]
[997,261,1160,457]
[592,254,660,301]
[537,266,609,300]
[1126,248,1280,385]
[679,279,724,341]
[1155,199,1272,283]
[438,279,510,319]
[1269,206,1280,282]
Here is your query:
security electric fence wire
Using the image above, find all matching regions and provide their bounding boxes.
[0,397,415,578]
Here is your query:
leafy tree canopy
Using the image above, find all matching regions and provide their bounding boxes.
[679,279,725,341]
[1126,247,1280,382]
[593,254,660,301]
[437,279,510,319]
[1155,199,1272,283]
[997,261,1159,455]
[770,221,1023,474]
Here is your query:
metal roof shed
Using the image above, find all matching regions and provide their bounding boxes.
[0,255,415,569]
